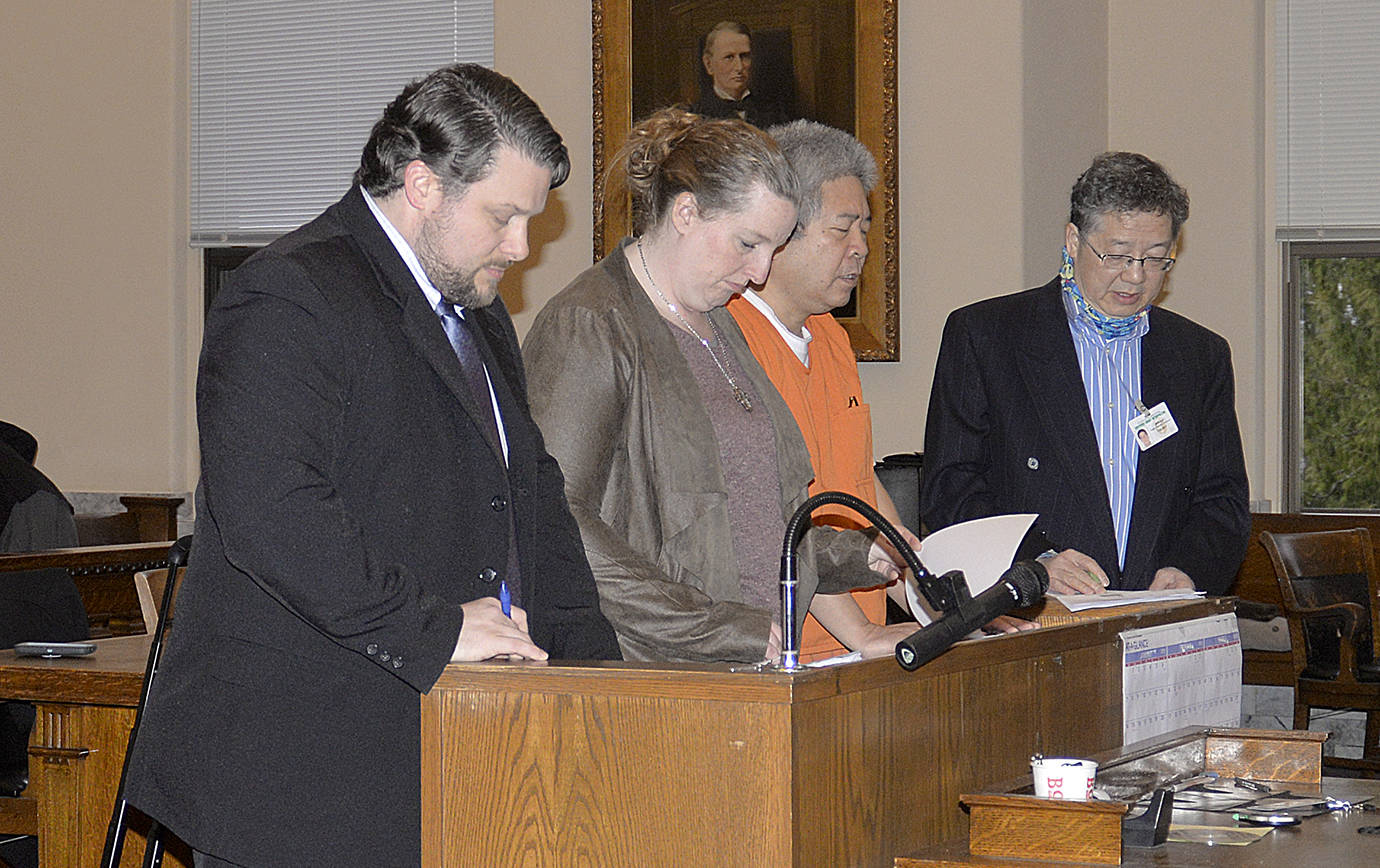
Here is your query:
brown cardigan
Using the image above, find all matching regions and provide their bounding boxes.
[523,240,876,662]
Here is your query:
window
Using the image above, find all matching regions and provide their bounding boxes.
[191,0,494,247]
[203,247,258,316]
[1277,1,1380,511]
[1284,243,1380,511]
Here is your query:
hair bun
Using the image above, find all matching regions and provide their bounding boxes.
[612,106,798,236]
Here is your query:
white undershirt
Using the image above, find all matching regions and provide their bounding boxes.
[362,189,510,464]
[741,289,813,366]
[713,85,752,101]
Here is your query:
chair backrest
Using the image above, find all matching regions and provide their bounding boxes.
[1259,528,1380,677]
[874,452,923,532]
[133,567,184,633]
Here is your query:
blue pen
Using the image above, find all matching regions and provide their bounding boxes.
[498,580,511,618]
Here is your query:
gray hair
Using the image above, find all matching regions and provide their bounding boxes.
[1069,151,1189,239]
[703,20,750,58]
[766,120,877,231]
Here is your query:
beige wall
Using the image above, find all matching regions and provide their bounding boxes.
[1,2,195,494]
[1106,0,1279,505]
[1,1,1278,507]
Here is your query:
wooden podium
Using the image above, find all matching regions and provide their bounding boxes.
[421,598,1234,867]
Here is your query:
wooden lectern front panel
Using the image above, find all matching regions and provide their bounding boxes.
[424,682,793,865]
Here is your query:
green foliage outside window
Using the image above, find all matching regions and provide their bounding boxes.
[1299,255,1380,509]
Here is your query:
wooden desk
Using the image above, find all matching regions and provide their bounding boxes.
[898,725,1380,868]
[74,495,184,547]
[0,635,190,868]
[897,776,1380,866]
[422,598,1235,867]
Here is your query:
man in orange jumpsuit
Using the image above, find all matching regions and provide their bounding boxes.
[728,120,919,660]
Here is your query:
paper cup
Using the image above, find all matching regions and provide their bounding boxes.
[1031,758,1098,800]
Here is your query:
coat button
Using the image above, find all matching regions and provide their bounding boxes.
[392,658,404,669]
[380,651,391,662]
[490,495,506,511]
[479,567,498,583]
[366,643,378,655]
[1027,457,1039,470]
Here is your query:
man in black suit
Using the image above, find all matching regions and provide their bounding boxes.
[126,64,620,866]
[690,20,791,128]
[921,152,1249,596]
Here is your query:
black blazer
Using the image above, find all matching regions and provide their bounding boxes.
[126,188,619,866]
[920,279,1250,593]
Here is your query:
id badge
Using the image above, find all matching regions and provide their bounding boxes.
[1129,402,1178,451]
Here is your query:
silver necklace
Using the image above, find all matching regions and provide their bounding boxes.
[636,240,752,412]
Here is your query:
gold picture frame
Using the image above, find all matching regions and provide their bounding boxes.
[592,0,899,360]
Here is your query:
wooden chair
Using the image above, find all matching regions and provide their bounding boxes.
[103,536,192,868]
[1259,528,1380,773]
[133,568,184,634]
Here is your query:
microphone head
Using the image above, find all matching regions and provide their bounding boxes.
[168,534,194,569]
[1004,560,1050,606]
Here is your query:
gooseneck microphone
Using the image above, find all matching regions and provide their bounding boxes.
[779,491,926,670]
[894,559,1049,671]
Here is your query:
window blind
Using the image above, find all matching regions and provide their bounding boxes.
[191,0,493,246]
[1276,0,1380,240]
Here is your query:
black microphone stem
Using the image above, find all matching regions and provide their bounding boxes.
[779,491,925,670]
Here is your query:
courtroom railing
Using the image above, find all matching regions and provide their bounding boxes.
[0,543,172,637]
[74,495,184,547]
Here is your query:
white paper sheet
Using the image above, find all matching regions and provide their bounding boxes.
[1050,589,1205,612]
[904,513,1038,625]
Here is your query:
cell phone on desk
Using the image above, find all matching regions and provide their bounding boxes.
[14,641,98,658]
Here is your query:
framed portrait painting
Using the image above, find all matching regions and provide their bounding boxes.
[593,0,899,360]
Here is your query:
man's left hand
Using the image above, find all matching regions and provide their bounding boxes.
[1148,567,1195,590]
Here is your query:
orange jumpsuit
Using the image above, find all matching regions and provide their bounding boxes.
[728,294,887,661]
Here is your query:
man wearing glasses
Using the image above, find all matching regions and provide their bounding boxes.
[920,152,1249,596]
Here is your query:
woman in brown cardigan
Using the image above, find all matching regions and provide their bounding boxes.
[524,109,903,663]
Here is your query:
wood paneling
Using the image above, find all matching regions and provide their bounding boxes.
[2,601,1233,868]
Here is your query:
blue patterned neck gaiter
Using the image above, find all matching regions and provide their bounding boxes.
[1059,246,1149,339]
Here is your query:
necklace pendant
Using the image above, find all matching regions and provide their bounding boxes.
[733,386,753,412]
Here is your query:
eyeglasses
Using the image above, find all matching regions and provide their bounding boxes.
[1081,238,1176,273]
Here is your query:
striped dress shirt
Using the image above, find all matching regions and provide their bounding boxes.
[1061,291,1148,570]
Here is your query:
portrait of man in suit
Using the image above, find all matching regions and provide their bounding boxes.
[628,1,857,135]
[688,20,793,128]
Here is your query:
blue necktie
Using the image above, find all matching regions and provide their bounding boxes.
[436,302,502,449]
[435,301,522,605]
